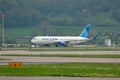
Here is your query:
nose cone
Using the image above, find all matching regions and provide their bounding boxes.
[31,39,34,43]
[31,38,36,43]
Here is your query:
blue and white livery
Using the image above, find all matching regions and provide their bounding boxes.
[31,24,91,46]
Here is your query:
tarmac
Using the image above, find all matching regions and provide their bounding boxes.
[0,50,120,55]
[0,50,120,80]
[0,56,120,65]
[0,50,120,65]
[0,77,120,80]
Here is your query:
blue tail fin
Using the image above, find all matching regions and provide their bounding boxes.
[79,24,91,38]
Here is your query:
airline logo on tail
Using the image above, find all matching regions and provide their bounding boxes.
[79,24,90,38]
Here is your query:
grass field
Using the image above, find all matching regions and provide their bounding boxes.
[2,46,120,51]
[4,25,120,45]
[5,26,120,37]
[5,26,82,36]
[1,54,120,58]
[30,47,120,51]
[0,58,10,60]
[5,27,35,36]
[0,63,120,77]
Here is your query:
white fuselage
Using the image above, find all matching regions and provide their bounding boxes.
[31,36,89,45]
[31,24,91,46]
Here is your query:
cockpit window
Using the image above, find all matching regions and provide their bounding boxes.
[33,37,37,40]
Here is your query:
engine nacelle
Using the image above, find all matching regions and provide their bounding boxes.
[59,41,65,46]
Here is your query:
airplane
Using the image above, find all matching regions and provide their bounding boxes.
[31,24,91,47]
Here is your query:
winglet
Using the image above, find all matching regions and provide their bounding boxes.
[79,24,91,38]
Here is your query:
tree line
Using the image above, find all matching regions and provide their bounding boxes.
[0,0,120,27]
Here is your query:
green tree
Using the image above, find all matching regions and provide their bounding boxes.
[0,0,120,27]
